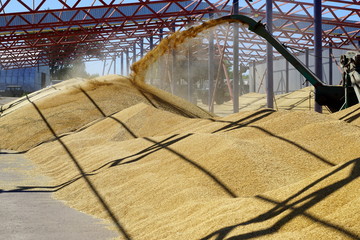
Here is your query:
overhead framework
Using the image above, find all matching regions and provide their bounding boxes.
[0,0,359,69]
[0,0,229,69]
[243,0,360,49]
[214,0,360,65]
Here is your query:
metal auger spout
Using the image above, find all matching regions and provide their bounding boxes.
[220,14,358,112]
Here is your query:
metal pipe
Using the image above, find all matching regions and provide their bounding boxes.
[314,0,322,113]
[252,61,256,92]
[266,0,274,109]
[233,0,239,113]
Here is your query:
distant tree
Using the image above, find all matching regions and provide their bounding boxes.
[35,31,104,80]
[50,58,89,80]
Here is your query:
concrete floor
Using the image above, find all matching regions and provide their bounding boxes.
[0,151,118,240]
[0,97,18,106]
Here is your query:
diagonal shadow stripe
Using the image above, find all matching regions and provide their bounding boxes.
[26,95,132,240]
[249,126,335,167]
[212,109,275,133]
[0,174,94,193]
[201,158,360,240]
[212,116,335,167]
[338,106,360,121]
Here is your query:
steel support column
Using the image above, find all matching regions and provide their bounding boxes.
[240,65,244,94]
[102,59,106,76]
[140,38,144,58]
[285,60,289,93]
[126,48,130,75]
[107,58,113,75]
[314,0,322,113]
[150,36,154,50]
[233,0,239,113]
[188,46,193,103]
[159,28,163,41]
[121,52,124,76]
[252,61,256,93]
[5,69,7,87]
[208,19,215,113]
[171,50,176,94]
[266,0,274,109]
[132,42,136,64]
[113,55,116,74]
[149,36,154,84]
[159,28,164,89]
[329,43,333,85]
[171,24,176,94]
[305,48,309,87]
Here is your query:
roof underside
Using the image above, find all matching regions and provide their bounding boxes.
[0,0,359,69]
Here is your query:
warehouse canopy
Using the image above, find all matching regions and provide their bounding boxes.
[0,0,358,69]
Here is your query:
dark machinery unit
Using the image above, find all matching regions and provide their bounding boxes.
[339,51,360,110]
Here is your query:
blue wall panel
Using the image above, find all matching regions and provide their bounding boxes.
[0,66,50,93]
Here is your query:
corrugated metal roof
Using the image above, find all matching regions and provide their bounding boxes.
[0,1,357,35]
[0,1,213,28]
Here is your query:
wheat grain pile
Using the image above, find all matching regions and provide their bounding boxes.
[1,17,359,240]
[1,76,359,239]
[331,103,360,127]
[0,75,212,151]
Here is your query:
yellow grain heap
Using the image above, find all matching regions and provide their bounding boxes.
[0,17,359,240]
[0,75,212,151]
[331,103,360,127]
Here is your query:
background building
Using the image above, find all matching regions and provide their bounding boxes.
[0,66,50,96]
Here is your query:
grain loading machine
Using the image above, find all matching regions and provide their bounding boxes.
[220,14,360,112]
[340,51,360,110]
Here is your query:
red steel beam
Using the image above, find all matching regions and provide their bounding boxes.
[0,0,358,69]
